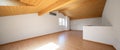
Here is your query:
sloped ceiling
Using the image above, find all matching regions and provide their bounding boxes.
[0,0,106,20]
[58,0,106,20]
[0,0,74,16]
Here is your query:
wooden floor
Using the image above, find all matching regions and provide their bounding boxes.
[0,31,115,50]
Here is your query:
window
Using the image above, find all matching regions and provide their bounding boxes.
[59,17,69,30]
[59,18,65,26]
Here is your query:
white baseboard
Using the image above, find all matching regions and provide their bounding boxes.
[113,39,120,50]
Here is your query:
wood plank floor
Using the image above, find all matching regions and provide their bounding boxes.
[0,31,115,50]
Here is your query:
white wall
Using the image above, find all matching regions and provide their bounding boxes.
[83,26,114,45]
[0,0,25,6]
[0,13,68,44]
[102,0,120,50]
[71,17,102,30]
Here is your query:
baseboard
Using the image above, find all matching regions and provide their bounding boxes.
[70,30,83,31]
[113,39,120,50]
[83,39,113,46]
[0,30,66,46]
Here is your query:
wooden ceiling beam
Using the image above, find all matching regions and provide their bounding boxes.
[38,0,75,15]
[0,0,106,19]
[0,0,69,16]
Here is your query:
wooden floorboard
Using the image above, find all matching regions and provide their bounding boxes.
[0,30,116,50]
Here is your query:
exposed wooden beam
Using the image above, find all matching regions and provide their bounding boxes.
[38,0,75,15]
[0,0,67,16]
[0,0,106,19]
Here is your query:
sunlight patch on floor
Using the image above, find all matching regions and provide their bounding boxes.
[35,42,59,50]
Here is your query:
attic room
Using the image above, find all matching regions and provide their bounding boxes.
[0,0,120,50]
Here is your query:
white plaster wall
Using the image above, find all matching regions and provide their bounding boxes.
[83,26,114,45]
[71,17,102,30]
[0,13,67,44]
[0,0,25,6]
[102,0,120,50]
